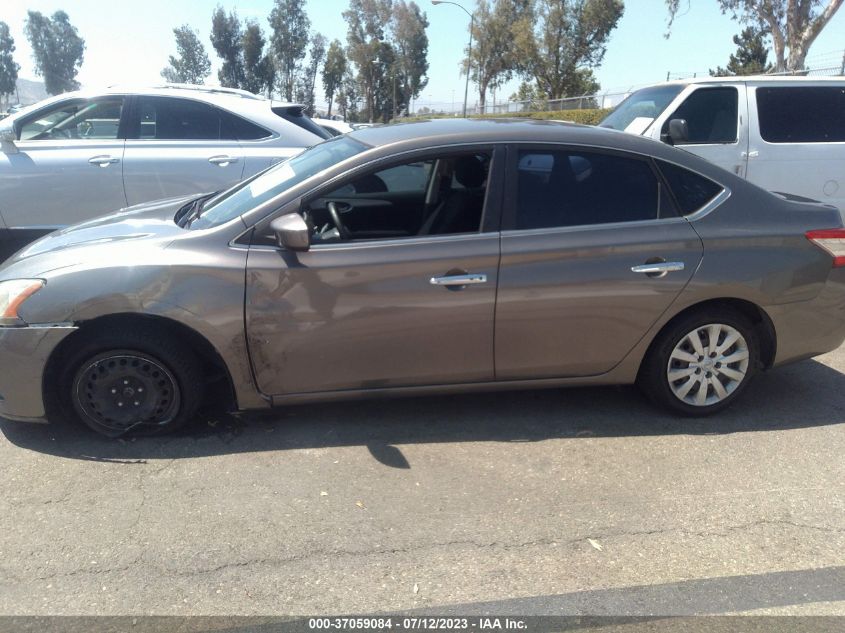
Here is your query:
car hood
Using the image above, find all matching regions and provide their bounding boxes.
[0,195,196,277]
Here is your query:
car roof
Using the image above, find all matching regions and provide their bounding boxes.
[346,117,663,153]
[342,117,744,188]
[9,85,302,116]
[656,75,845,87]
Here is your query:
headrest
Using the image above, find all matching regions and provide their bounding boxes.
[454,155,485,188]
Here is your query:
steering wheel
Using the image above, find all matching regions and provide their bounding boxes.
[327,201,353,241]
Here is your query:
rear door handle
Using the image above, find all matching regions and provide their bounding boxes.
[208,155,240,166]
[88,155,119,167]
[430,273,487,287]
[631,262,685,276]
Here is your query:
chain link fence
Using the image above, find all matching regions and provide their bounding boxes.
[412,50,845,117]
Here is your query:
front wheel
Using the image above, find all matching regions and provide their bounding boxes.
[638,309,759,416]
[55,326,204,437]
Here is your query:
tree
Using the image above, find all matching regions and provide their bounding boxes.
[666,1,844,72]
[344,0,393,122]
[392,1,429,114]
[517,0,623,100]
[24,10,85,95]
[467,0,530,111]
[161,25,211,84]
[372,40,400,121]
[301,33,327,115]
[710,26,774,76]
[323,39,347,117]
[211,6,245,88]
[510,81,543,111]
[338,67,360,121]
[269,0,311,101]
[243,20,275,97]
[0,22,19,109]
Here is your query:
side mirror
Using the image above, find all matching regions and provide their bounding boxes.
[0,126,17,154]
[270,213,310,252]
[663,118,689,145]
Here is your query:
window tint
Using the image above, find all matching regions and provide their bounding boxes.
[514,150,661,230]
[304,152,491,243]
[657,161,724,215]
[137,97,226,140]
[756,87,845,143]
[222,112,272,141]
[19,98,124,141]
[663,87,738,144]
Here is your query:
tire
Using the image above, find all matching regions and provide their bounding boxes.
[52,325,204,437]
[637,308,759,416]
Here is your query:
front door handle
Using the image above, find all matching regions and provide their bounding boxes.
[88,155,119,167]
[208,155,240,166]
[631,261,685,277]
[430,273,487,287]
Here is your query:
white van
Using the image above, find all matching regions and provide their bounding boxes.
[600,77,845,211]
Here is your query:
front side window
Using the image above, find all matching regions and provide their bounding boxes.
[757,87,845,143]
[513,149,664,230]
[662,87,738,144]
[302,152,491,243]
[18,98,124,141]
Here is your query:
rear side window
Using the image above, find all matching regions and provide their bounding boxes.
[222,112,272,141]
[756,87,845,143]
[657,161,724,215]
[663,87,738,144]
[136,97,225,140]
[513,150,663,230]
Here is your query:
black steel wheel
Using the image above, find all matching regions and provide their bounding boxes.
[72,351,181,434]
[54,324,204,437]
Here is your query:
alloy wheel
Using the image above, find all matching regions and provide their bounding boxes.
[666,323,750,407]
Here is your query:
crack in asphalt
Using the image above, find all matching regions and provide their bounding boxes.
[18,518,844,582]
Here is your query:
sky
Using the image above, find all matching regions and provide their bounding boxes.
[2,0,845,112]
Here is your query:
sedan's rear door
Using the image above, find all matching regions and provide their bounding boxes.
[495,146,704,379]
[122,96,246,206]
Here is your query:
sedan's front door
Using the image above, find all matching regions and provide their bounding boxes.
[246,234,499,395]
[495,146,704,379]
[0,96,127,232]
[244,148,502,396]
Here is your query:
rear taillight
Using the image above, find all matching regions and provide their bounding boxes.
[806,229,845,267]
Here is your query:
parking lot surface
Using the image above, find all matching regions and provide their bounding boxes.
[0,346,843,616]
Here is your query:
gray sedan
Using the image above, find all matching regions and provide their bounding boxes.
[1,119,844,437]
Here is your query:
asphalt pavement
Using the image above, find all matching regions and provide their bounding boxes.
[0,345,843,617]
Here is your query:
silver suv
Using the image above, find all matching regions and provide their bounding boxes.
[0,84,328,260]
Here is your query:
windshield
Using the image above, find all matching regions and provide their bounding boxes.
[600,84,686,134]
[190,136,368,229]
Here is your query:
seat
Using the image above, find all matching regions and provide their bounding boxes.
[418,156,486,235]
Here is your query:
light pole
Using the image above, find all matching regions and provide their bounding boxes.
[431,0,474,118]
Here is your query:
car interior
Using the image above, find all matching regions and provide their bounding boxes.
[302,152,491,243]
[516,150,662,229]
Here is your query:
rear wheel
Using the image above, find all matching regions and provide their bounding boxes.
[55,326,203,437]
[638,309,759,416]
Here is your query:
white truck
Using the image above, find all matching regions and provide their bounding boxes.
[600,76,845,212]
